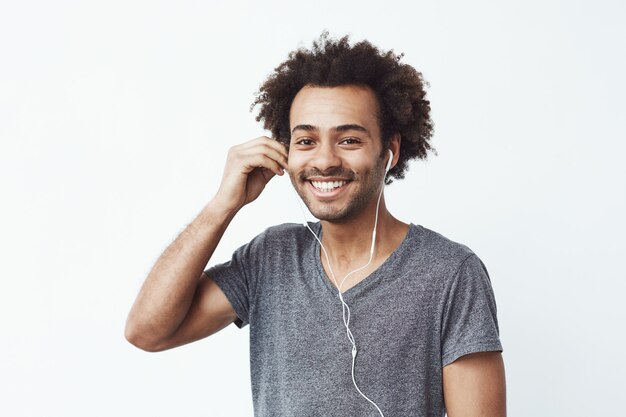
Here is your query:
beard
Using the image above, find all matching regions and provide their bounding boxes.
[289,156,386,223]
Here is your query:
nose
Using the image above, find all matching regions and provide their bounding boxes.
[311,141,342,173]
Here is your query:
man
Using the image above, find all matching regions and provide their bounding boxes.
[125,32,506,416]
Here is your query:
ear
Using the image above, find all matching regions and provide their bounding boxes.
[388,133,401,170]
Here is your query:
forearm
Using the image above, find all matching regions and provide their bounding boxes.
[125,198,237,347]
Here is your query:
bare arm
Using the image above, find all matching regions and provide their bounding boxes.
[124,200,237,351]
[443,351,507,417]
[124,137,288,352]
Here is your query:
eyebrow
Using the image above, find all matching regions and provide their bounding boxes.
[291,124,370,135]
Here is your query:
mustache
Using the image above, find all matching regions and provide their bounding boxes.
[298,167,357,181]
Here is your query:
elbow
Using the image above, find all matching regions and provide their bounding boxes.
[124,321,164,353]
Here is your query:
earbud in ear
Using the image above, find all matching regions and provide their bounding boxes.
[385,149,393,173]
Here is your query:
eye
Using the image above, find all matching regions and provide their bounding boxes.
[294,138,314,146]
[340,137,362,145]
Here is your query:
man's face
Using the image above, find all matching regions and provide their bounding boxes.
[287,84,387,223]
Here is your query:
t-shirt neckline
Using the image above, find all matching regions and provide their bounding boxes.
[310,221,418,300]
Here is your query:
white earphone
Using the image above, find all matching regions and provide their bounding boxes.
[385,149,393,173]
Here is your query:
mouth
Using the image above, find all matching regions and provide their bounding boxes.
[306,179,353,199]
[309,179,350,192]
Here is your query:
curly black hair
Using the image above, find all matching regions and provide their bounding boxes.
[251,31,436,183]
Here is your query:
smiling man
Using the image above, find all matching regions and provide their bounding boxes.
[289,85,396,223]
[125,32,506,416]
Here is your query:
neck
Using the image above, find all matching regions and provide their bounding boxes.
[319,196,407,267]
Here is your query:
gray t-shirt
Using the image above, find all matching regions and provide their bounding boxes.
[205,222,503,417]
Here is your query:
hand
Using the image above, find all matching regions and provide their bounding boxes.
[212,136,289,213]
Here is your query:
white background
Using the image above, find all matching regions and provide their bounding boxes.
[1,0,624,416]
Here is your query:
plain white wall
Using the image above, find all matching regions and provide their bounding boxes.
[1,0,624,416]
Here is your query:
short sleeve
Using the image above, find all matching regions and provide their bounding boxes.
[441,254,503,366]
[204,235,261,329]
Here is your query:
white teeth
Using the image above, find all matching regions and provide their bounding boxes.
[311,180,347,192]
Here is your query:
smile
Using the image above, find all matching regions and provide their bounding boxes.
[310,180,349,192]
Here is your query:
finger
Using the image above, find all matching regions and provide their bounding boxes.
[243,153,285,176]
[265,137,289,159]
[244,137,289,162]
[261,144,289,170]
[246,143,289,170]
[260,167,276,183]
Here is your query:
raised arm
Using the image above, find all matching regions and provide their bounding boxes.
[443,351,507,417]
[124,137,288,352]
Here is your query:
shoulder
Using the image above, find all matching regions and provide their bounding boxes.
[405,224,484,282]
[412,224,476,262]
[244,221,316,253]
[257,222,314,241]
